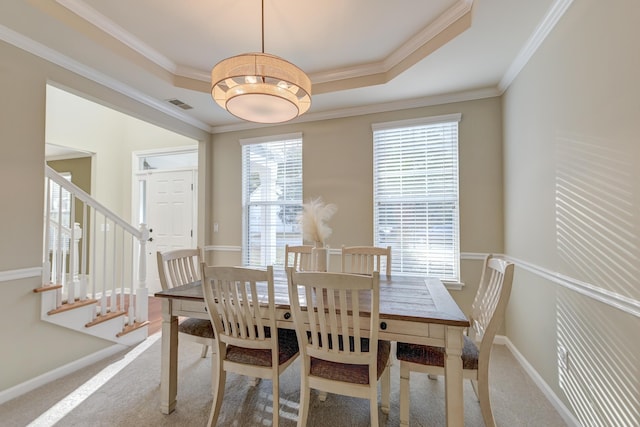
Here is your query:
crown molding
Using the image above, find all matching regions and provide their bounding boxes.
[55,0,473,90]
[383,0,473,72]
[0,24,210,132]
[3,0,574,134]
[211,86,500,133]
[286,0,474,85]
[499,0,574,92]
[56,0,176,72]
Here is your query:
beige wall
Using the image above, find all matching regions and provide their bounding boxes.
[208,97,504,314]
[0,40,209,391]
[9,3,639,423]
[503,0,640,424]
[46,85,200,223]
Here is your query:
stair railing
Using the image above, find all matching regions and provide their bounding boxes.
[44,166,149,325]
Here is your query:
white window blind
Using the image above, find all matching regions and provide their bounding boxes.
[373,114,461,281]
[241,134,303,267]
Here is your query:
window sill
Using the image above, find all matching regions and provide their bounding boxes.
[443,281,464,291]
[396,274,464,291]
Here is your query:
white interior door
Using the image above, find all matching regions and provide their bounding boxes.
[144,169,196,293]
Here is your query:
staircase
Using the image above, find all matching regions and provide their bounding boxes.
[34,166,150,345]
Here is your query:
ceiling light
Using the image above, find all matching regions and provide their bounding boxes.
[211,0,311,124]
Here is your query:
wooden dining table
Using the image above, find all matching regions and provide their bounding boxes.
[154,271,470,426]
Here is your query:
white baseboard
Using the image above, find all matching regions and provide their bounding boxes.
[0,331,582,426]
[0,343,127,405]
[498,335,581,427]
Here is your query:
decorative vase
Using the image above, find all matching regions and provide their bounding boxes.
[312,242,329,272]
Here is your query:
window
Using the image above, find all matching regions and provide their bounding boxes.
[48,172,73,252]
[373,114,461,282]
[242,133,303,267]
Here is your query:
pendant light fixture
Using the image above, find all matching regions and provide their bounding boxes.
[210,0,311,124]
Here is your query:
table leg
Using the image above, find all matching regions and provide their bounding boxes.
[444,326,465,427]
[160,299,178,414]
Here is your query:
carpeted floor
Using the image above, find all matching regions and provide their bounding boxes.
[0,333,569,427]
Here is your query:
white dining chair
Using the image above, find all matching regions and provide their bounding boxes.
[395,254,514,427]
[287,268,391,426]
[201,265,299,427]
[284,244,314,271]
[341,245,392,277]
[157,248,214,358]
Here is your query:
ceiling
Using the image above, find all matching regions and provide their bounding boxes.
[0,0,566,133]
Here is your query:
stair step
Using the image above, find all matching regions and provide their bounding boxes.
[33,284,63,293]
[85,310,126,328]
[117,320,150,337]
[47,298,98,315]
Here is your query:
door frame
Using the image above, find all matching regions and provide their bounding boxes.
[131,147,198,291]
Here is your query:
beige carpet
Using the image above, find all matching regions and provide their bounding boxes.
[0,334,569,426]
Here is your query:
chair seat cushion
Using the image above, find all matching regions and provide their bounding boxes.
[309,339,391,385]
[178,317,214,339]
[226,328,299,367]
[396,336,479,370]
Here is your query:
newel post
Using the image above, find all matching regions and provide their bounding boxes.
[135,223,149,323]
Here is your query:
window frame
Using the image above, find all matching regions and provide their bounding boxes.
[240,133,303,268]
[372,113,461,283]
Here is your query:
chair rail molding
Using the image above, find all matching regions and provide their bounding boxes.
[201,249,639,317]
[0,266,42,283]
[204,245,242,252]
[461,252,640,318]
[506,255,640,319]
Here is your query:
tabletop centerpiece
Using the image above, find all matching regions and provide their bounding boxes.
[298,197,337,271]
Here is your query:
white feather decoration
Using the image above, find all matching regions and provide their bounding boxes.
[298,198,337,245]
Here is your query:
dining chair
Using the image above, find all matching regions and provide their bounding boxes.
[287,268,391,427]
[341,245,392,277]
[201,265,299,427]
[284,244,314,271]
[156,248,214,359]
[395,254,514,427]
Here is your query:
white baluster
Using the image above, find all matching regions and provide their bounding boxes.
[136,223,149,322]
[78,276,87,302]
[72,222,81,282]
[43,177,52,285]
[55,287,62,309]
[100,293,107,316]
[80,205,88,299]
[111,223,117,313]
[56,190,63,286]
[102,214,108,313]
[91,209,97,299]
[119,229,125,313]
[67,279,75,304]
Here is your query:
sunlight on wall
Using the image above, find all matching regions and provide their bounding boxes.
[555,134,640,299]
[555,134,640,425]
[557,289,639,426]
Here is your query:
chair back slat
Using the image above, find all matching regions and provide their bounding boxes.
[285,244,314,271]
[288,269,379,365]
[156,248,201,290]
[341,245,391,277]
[469,256,514,349]
[202,264,299,427]
[202,265,275,350]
